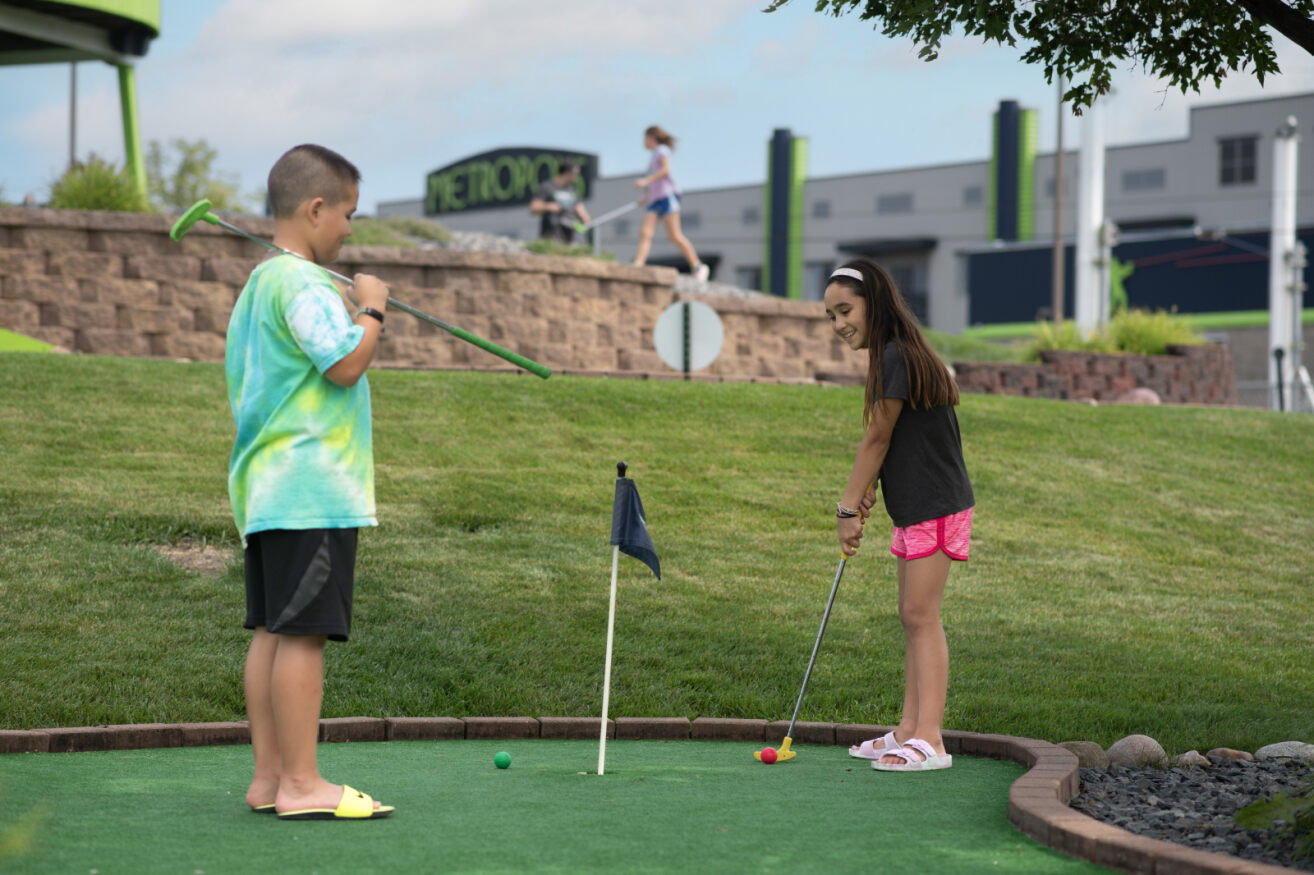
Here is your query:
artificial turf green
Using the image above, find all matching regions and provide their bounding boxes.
[0,740,1105,874]
[0,328,51,353]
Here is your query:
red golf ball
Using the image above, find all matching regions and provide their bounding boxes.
[760,747,778,764]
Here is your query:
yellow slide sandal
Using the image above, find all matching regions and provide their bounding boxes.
[277,785,395,821]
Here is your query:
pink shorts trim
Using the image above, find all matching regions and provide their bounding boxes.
[890,507,973,561]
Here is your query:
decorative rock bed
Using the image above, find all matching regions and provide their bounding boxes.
[1064,734,1314,872]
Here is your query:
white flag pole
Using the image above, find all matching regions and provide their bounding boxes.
[598,544,620,775]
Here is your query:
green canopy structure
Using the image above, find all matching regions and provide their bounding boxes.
[0,1,161,199]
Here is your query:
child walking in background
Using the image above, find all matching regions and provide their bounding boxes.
[824,260,975,772]
[632,125,710,282]
[227,144,393,820]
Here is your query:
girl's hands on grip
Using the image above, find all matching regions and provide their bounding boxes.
[837,514,864,557]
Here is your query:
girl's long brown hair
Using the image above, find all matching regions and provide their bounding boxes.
[644,125,676,148]
[829,259,958,425]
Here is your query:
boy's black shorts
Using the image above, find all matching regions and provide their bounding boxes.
[244,528,357,642]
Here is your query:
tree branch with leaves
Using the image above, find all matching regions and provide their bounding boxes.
[767,0,1314,110]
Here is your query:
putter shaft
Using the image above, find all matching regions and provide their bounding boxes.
[199,213,549,378]
[785,556,847,739]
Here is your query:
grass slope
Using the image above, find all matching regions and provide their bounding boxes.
[1,354,1311,754]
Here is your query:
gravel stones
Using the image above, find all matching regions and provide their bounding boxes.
[1256,741,1314,763]
[1059,740,1110,768]
[1072,759,1313,871]
[1107,734,1169,768]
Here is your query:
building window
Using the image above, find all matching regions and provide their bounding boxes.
[742,205,760,225]
[803,261,835,302]
[682,211,701,229]
[1122,168,1166,191]
[812,200,831,219]
[1219,136,1257,185]
[962,185,984,207]
[612,219,629,237]
[734,265,762,291]
[876,193,913,214]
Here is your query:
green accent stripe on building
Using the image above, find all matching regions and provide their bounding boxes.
[762,140,773,297]
[787,137,807,300]
[1016,108,1038,241]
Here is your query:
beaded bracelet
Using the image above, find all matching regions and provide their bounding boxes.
[836,502,861,519]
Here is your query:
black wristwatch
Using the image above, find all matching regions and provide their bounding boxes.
[356,307,385,325]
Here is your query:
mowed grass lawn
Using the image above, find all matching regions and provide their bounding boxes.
[1,353,1311,754]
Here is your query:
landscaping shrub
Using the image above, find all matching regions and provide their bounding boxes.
[526,238,614,260]
[48,156,149,212]
[1109,307,1204,355]
[347,216,452,247]
[1025,309,1203,360]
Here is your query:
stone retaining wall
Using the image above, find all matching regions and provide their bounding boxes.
[0,207,862,382]
[954,344,1238,405]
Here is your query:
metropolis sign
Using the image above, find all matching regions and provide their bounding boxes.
[424,147,597,216]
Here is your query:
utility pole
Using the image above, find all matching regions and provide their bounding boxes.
[1269,116,1299,412]
[1051,75,1065,326]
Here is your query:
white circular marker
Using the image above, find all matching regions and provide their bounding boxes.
[653,300,724,372]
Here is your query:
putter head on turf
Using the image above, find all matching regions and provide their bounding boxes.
[170,198,216,242]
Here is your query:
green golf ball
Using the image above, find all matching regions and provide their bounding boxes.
[494,751,511,769]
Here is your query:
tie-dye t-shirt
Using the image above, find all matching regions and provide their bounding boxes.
[225,255,376,539]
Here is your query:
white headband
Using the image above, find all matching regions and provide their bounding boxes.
[829,267,863,282]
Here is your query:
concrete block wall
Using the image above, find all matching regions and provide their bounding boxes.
[0,207,863,383]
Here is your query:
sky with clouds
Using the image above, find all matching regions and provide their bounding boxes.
[2,0,1313,213]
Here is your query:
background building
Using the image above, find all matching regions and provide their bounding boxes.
[379,93,1314,334]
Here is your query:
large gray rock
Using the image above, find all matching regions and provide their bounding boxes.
[1206,747,1254,763]
[1255,741,1314,763]
[1114,387,1161,405]
[1059,740,1110,768]
[1173,750,1211,768]
[1106,734,1169,768]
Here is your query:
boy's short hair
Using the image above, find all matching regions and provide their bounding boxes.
[267,144,361,218]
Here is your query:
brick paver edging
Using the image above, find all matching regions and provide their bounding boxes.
[0,719,1287,874]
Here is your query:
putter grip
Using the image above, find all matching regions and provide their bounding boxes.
[445,323,553,379]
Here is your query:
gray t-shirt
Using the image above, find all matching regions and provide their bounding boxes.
[877,342,975,528]
[537,179,580,237]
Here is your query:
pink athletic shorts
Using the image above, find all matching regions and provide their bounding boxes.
[890,507,974,561]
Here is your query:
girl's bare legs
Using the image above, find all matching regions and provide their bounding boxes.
[633,211,660,266]
[879,551,952,764]
[661,212,702,270]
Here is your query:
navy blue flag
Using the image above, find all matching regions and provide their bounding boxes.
[611,476,660,580]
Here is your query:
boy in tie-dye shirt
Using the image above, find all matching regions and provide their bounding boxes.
[226,144,393,821]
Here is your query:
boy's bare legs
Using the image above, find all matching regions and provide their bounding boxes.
[661,213,701,270]
[269,634,336,811]
[879,552,951,765]
[633,211,659,266]
[245,632,381,813]
[244,627,282,809]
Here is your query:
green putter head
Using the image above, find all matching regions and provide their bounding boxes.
[169,199,218,241]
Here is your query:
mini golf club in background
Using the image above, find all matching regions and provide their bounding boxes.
[169,199,551,379]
